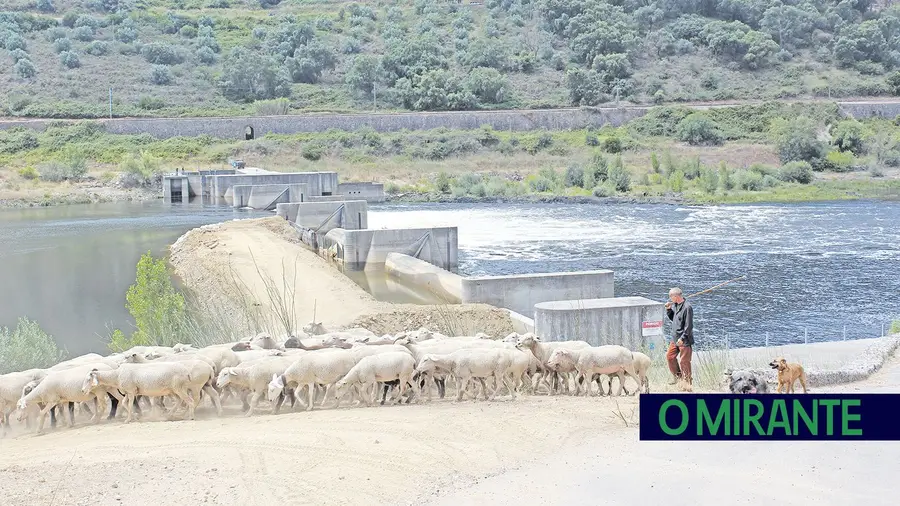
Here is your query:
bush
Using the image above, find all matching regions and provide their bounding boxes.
[592,183,615,197]
[770,116,826,163]
[526,174,555,193]
[53,37,72,53]
[777,161,814,184]
[195,46,216,64]
[606,155,631,192]
[150,66,173,85]
[86,41,110,56]
[888,71,900,96]
[141,43,183,65]
[60,51,80,68]
[434,171,451,193]
[718,163,733,190]
[601,136,623,153]
[138,96,166,110]
[117,252,187,349]
[179,25,197,38]
[564,164,584,188]
[0,317,66,374]
[8,49,28,63]
[72,26,94,42]
[822,150,855,172]
[698,166,719,193]
[0,128,39,154]
[119,150,161,187]
[18,166,39,180]
[830,120,866,155]
[14,58,36,78]
[4,34,26,52]
[37,0,55,12]
[584,152,609,188]
[734,170,765,191]
[668,170,685,192]
[676,113,723,145]
[302,143,325,161]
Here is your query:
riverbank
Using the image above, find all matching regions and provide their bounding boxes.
[0,175,158,208]
[168,216,518,338]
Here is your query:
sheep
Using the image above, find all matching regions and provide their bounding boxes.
[216,356,298,416]
[16,364,116,433]
[84,362,195,423]
[283,335,352,350]
[234,349,285,364]
[125,353,222,416]
[415,348,516,402]
[547,346,638,397]
[514,333,591,395]
[601,351,652,395]
[268,345,412,410]
[302,321,327,335]
[333,352,418,407]
[249,332,280,350]
[173,343,196,353]
[1,369,48,431]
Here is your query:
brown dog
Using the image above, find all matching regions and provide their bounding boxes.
[769,357,808,393]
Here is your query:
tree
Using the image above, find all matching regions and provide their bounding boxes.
[831,120,866,155]
[219,47,291,102]
[124,252,186,347]
[14,58,36,78]
[676,113,723,145]
[0,318,66,374]
[464,67,510,104]
[770,116,827,163]
[285,40,336,84]
[888,72,900,96]
[345,55,384,96]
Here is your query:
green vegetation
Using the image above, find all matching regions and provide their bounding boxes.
[3,1,900,118]
[2,102,899,206]
[0,317,67,374]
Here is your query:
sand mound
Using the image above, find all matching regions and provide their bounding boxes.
[168,217,514,338]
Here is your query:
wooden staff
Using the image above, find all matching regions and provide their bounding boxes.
[685,275,746,299]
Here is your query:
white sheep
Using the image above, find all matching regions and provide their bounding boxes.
[1,369,49,432]
[415,348,516,402]
[125,353,222,416]
[249,332,280,350]
[515,333,591,395]
[602,351,652,395]
[333,352,418,407]
[547,345,638,397]
[84,362,195,423]
[216,356,298,416]
[16,364,115,433]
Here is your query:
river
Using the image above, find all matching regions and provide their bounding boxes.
[1,200,898,354]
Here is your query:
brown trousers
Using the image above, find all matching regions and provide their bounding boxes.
[666,342,693,384]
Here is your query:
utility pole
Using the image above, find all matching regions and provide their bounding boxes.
[109,88,113,118]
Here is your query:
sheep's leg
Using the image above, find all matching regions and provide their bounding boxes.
[204,386,223,416]
[436,377,445,399]
[306,383,316,411]
[122,394,135,423]
[90,396,100,424]
[380,383,390,405]
[477,378,489,401]
[503,373,517,400]
[455,376,468,402]
[36,403,54,434]
[615,372,626,396]
[107,392,119,420]
[273,392,286,415]
[240,390,250,411]
[245,391,261,417]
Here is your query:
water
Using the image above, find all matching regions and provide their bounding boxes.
[367,201,900,349]
[0,201,269,353]
[1,200,898,354]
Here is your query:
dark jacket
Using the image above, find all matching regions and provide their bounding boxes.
[666,300,694,346]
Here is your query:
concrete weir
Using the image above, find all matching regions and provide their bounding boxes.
[322,227,459,272]
[534,296,665,350]
[460,270,614,318]
[232,183,307,210]
[385,252,463,303]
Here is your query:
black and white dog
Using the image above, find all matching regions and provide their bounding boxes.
[724,369,770,394]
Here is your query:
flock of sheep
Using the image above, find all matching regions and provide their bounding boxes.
[0,325,653,436]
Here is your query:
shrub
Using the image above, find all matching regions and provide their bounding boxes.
[676,113,723,145]
[434,171,451,193]
[564,164,584,188]
[668,170,685,192]
[770,116,827,163]
[197,46,217,64]
[601,136,623,153]
[179,25,197,38]
[592,183,615,197]
[53,38,72,53]
[37,0,55,12]
[823,150,855,172]
[118,252,186,349]
[302,143,325,161]
[138,96,166,110]
[698,166,719,193]
[888,71,900,96]
[607,155,631,192]
[718,162,733,190]
[14,58,36,78]
[150,66,173,85]
[584,152,609,187]
[119,150,161,187]
[735,170,764,191]
[650,152,660,173]
[0,128,39,154]
[115,21,138,43]
[60,51,80,68]
[830,120,866,155]
[141,43,183,65]
[72,26,94,42]
[0,317,66,374]
[254,98,290,115]
[85,41,110,56]
[8,49,28,63]
[4,34,26,52]
[18,166,39,180]
[777,161,814,184]
[526,174,555,192]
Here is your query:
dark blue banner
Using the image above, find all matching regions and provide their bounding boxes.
[639,393,900,441]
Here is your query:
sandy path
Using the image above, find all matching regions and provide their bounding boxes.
[418,350,900,506]
[0,394,638,505]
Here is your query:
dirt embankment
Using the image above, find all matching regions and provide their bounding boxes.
[168,216,516,338]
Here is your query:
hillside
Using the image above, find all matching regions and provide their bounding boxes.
[2,1,900,118]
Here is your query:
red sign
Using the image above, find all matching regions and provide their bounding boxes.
[642,321,662,329]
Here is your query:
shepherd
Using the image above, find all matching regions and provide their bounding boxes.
[665,287,694,387]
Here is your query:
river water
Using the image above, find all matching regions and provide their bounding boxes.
[1,200,898,354]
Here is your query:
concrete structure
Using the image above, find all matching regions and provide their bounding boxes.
[336,182,386,203]
[231,183,307,210]
[534,296,665,350]
[211,172,338,200]
[384,252,463,303]
[163,175,189,203]
[275,201,367,231]
[460,270,614,318]
[322,226,458,271]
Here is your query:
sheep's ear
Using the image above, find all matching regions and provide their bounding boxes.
[271,373,278,382]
